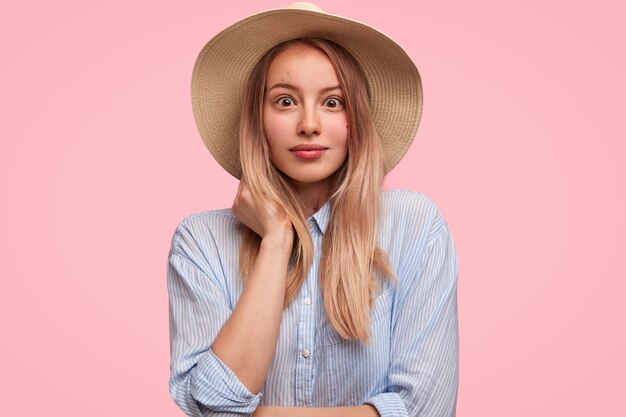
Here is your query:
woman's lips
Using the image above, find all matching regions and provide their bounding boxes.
[292,149,326,159]
[290,145,327,160]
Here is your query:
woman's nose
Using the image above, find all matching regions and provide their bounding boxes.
[297,106,321,136]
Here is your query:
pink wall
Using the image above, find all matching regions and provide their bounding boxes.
[1,0,624,415]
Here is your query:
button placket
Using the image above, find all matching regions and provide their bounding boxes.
[295,221,323,406]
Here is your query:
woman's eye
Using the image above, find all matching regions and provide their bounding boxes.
[325,97,344,109]
[277,97,294,107]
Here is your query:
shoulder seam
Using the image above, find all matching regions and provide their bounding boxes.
[170,209,237,254]
[426,220,449,245]
[168,250,210,277]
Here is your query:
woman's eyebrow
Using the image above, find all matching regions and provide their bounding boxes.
[267,83,342,94]
[267,82,299,92]
[319,85,342,94]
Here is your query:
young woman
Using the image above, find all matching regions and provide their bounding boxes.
[167,3,459,417]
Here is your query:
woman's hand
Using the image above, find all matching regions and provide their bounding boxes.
[231,178,293,241]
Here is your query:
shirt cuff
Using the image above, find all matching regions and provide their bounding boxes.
[190,347,262,414]
[365,392,409,417]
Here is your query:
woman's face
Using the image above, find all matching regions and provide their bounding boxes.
[263,43,349,192]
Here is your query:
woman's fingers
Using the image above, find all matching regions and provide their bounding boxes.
[232,180,263,236]
[232,180,292,238]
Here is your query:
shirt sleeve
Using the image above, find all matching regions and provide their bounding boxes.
[167,225,262,416]
[365,220,459,417]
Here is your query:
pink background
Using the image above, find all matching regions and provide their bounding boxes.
[1,0,624,415]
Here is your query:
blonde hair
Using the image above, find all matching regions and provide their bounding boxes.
[238,38,396,344]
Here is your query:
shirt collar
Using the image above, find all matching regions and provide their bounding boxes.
[308,198,331,235]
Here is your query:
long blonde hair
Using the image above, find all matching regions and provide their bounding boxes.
[238,38,395,344]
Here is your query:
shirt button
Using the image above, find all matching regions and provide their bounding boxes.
[304,297,311,305]
[307,220,315,229]
[302,349,311,359]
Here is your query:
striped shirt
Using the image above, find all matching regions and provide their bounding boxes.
[167,189,459,417]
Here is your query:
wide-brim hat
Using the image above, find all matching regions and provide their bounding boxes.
[191,2,423,179]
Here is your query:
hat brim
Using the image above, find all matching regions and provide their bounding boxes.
[192,6,423,179]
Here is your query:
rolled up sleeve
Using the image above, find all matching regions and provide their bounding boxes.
[167,234,262,416]
[365,221,459,417]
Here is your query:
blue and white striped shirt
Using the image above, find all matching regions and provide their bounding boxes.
[167,189,459,417]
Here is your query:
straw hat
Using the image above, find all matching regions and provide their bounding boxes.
[191,2,423,179]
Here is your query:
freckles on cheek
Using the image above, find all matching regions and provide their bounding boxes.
[264,123,277,140]
[326,122,349,143]
[263,122,285,149]
[262,118,274,136]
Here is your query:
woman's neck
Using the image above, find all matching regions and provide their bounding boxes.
[289,178,332,217]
